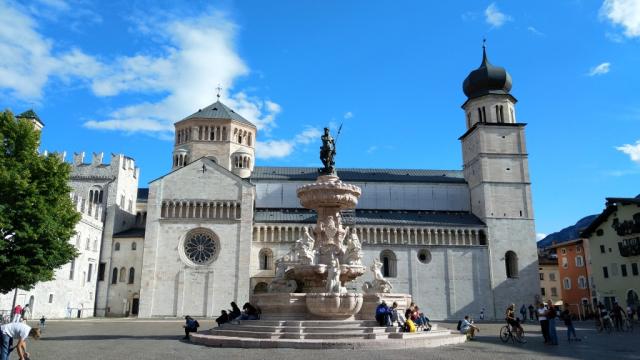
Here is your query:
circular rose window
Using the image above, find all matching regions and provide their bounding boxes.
[183,229,219,265]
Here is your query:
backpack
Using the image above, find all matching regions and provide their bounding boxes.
[457,320,462,331]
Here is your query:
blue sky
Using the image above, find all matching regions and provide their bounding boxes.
[1,0,639,238]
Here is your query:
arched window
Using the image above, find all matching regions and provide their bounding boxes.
[575,256,584,267]
[258,248,273,270]
[254,282,268,294]
[132,242,137,251]
[563,277,571,290]
[111,268,118,284]
[505,251,518,278]
[114,242,120,251]
[578,276,587,289]
[380,250,397,278]
[85,238,90,250]
[119,267,126,282]
[128,267,135,284]
[93,239,98,251]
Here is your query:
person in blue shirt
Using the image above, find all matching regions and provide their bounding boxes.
[375,301,391,326]
[182,315,199,340]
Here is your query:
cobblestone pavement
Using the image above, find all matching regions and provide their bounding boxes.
[23,319,640,360]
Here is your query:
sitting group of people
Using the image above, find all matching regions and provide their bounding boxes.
[374,301,432,333]
[182,301,261,340]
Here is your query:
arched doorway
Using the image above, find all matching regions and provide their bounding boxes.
[131,294,140,316]
[627,289,639,307]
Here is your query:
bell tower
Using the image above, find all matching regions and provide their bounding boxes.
[459,45,538,317]
[172,99,256,178]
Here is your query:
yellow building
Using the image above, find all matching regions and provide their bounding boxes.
[581,196,640,310]
[539,254,562,304]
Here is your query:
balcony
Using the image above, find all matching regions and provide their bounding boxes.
[618,237,640,257]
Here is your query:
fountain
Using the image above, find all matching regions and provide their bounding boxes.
[253,127,403,320]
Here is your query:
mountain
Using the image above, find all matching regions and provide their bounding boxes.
[537,215,598,249]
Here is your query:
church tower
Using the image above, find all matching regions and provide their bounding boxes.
[460,46,538,316]
[172,99,256,178]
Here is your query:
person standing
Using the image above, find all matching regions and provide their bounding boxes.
[520,304,527,323]
[537,303,549,344]
[528,304,535,321]
[546,300,558,345]
[11,305,22,323]
[561,304,579,342]
[1,321,40,360]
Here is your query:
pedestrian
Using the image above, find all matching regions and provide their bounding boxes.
[612,302,624,331]
[561,303,579,342]
[20,305,30,321]
[528,304,535,321]
[546,300,558,345]
[39,316,46,332]
[520,304,527,323]
[537,302,549,344]
[1,321,40,360]
[480,307,485,321]
[11,305,22,323]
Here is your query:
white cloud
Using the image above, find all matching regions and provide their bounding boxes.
[616,140,640,163]
[600,0,640,38]
[536,233,547,241]
[588,62,611,76]
[527,26,544,36]
[0,1,101,100]
[484,3,511,28]
[343,111,353,119]
[257,127,321,159]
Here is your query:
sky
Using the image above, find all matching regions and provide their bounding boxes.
[1,0,640,239]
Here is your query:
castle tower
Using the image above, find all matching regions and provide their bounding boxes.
[459,46,538,316]
[17,109,44,131]
[172,100,256,178]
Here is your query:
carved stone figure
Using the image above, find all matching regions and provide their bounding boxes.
[343,228,362,266]
[268,257,298,293]
[326,257,344,293]
[319,127,336,175]
[292,227,315,265]
[362,259,393,294]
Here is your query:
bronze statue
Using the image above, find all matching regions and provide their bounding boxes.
[319,127,336,175]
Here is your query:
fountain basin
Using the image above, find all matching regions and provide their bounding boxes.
[285,264,366,292]
[306,293,363,320]
[296,175,361,209]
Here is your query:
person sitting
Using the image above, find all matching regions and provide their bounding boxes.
[389,302,404,329]
[411,305,432,331]
[404,309,417,332]
[229,302,241,320]
[215,310,230,327]
[182,315,199,340]
[375,300,391,326]
[459,315,479,340]
[505,304,524,336]
[240,302,259,320]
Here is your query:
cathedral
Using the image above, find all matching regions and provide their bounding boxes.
[1,48,538,320]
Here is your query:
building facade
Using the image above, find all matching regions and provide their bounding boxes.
[538,254,561,305]
[550,239,593,317]
[581,196,640,311]
[1,49,540,320]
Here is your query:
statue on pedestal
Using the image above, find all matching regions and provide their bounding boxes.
[326,257,345,294]
[292,227,315,265]
[362,259,393,294]
[319,127,336,175]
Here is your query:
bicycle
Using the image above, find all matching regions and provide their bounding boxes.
[500,324,525,343]
[596,316,614,334]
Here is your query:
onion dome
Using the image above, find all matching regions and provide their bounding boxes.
[463,47,512,100]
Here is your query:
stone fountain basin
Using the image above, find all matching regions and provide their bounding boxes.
[305,292,363,320]
[296,176,361,209]
[285,264,366,284]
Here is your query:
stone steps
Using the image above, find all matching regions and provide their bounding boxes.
[192,320,465,349]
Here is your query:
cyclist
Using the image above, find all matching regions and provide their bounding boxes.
[505,304,524,336]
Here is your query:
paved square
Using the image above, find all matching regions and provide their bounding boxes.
[23,319,640,360]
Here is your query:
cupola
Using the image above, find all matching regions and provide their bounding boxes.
[462,47,512,100]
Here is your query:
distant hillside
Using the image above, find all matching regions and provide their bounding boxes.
[537,215,598,249]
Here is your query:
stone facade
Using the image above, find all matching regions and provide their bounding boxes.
[1,50,540,320]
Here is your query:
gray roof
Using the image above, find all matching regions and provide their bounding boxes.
[178,101,255,127]
[113,227,146,238]
[251,167,465,184]
[255,209,484,227]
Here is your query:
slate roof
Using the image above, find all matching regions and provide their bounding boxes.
[251,167,466,184]
[17,109,44,125]
[137,188,149,202]
[113,227,146,238]
[177,101,256,128]
[255,208,485,227]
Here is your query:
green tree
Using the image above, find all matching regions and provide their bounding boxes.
[0,110,79,294]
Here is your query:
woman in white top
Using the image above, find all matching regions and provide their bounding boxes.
[537,303,549,344]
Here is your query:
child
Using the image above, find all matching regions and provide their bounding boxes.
[39,316,46,332]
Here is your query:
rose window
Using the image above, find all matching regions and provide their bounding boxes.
[184,231,218,265]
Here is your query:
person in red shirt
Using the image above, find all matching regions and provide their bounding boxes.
[11,306,22,323]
